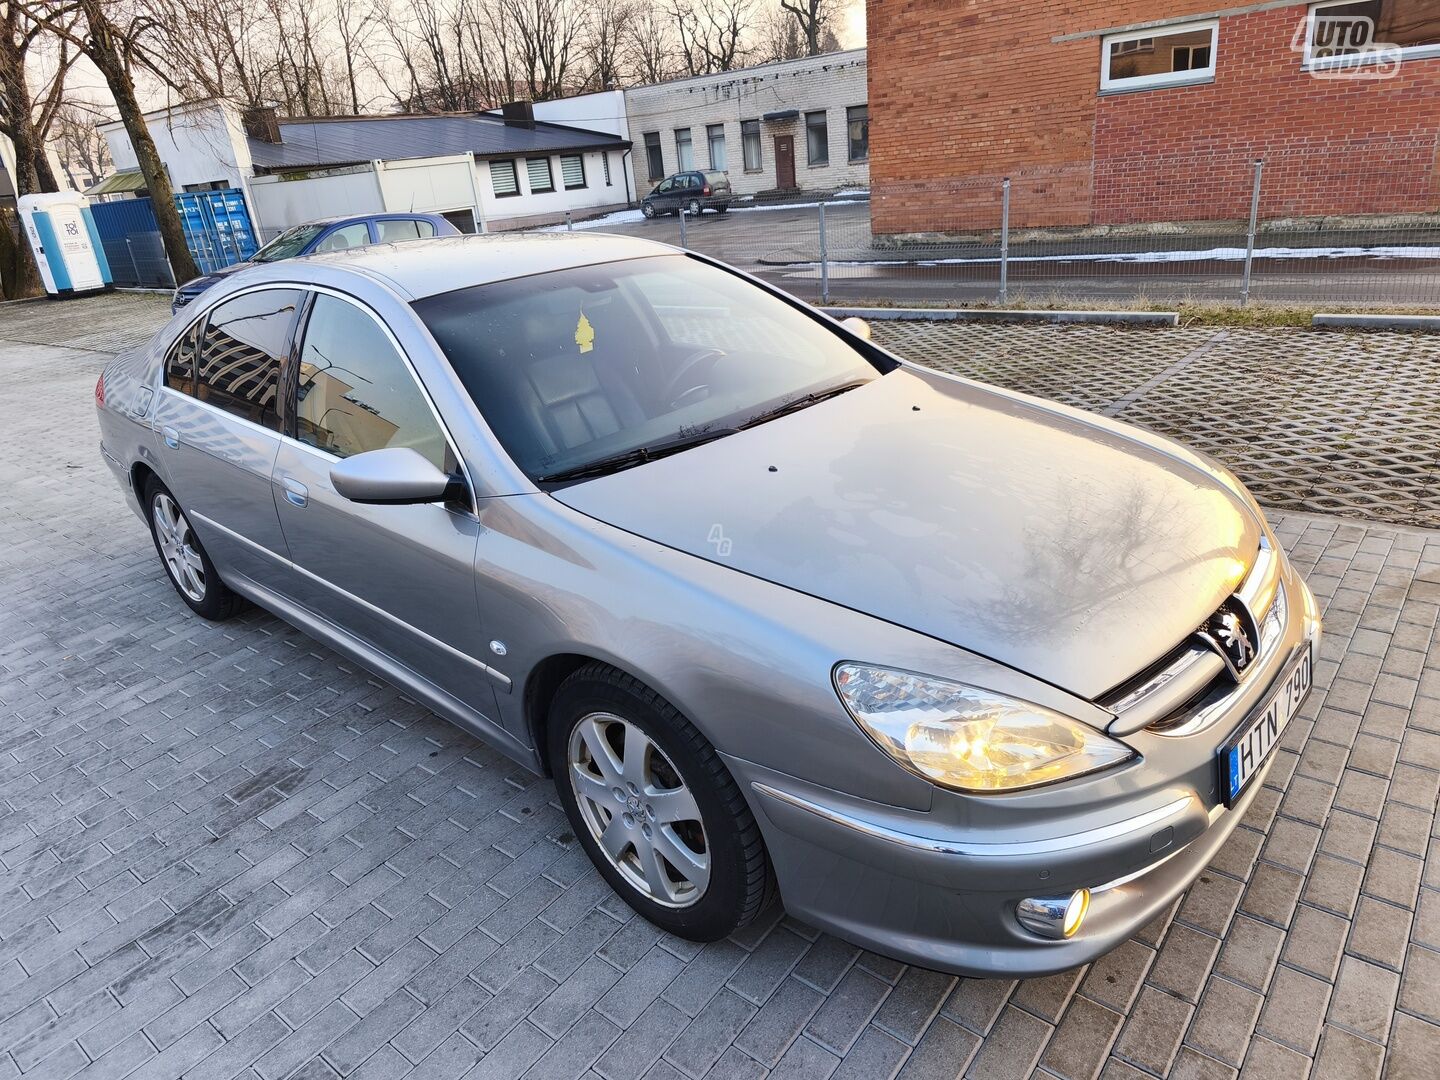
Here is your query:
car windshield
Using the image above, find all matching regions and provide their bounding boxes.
[252,223,327,262]
[413,254,885,482]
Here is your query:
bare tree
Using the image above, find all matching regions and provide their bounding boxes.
[626,4,675,84]
[755,2,802,62]
[579,0,634,90]
[53,97,111,188]
[778,0,836,57]
[666,0,753,75]
[24,0,200,282]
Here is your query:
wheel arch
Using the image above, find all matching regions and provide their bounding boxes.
[524,652,606,776]
[131,459,160,501]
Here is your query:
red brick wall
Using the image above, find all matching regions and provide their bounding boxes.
[868,1,1440,232]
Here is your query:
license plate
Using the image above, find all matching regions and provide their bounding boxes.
[1219,644,1313,806]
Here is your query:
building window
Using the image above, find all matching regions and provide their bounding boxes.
[603,153,612,185]
[707,124,727,171]
[1303,1,1440,68]
[644,132,663,180]
[846,106,868,162]
[490,159,519,197]
[675,128,693,171]
[560,155,586,190]
[1100,20,1218,92]
[526,157,555,193]
[805,111,829,166]
[741,119,761,172]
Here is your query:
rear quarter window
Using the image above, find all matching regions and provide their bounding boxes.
[163,322,200,395]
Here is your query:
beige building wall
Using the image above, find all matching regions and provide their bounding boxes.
[624,50,868,200]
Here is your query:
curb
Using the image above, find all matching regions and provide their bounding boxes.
[1312,313,1440,331]
[821,306,1180,327]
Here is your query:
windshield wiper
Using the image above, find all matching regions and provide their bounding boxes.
[537,427,739,483]
[739,380,869,431]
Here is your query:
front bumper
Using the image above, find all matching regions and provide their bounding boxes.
[730,562,1320,978]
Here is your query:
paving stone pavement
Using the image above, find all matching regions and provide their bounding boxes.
[0,293,1438,1079]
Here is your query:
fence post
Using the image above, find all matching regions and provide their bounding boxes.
[999,177,1011,306]
[565,210,573,231]
[1241,158,1264,306]
[818,201,829,306]
[679,206,688,248]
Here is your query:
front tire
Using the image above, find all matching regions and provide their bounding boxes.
[549,664,771,941]
[144,478,243,620]
[642,203,657,219]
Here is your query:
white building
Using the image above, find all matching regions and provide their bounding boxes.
[624,50,868,200]
[95,97,632,239]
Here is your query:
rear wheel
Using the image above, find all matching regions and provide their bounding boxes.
[145,478,243,620]
[549,663,771,940]
[685,198,702,216]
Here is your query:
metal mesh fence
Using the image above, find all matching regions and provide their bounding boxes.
[531,143,1440,310]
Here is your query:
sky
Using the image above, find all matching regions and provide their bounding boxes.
[60,1,871,118]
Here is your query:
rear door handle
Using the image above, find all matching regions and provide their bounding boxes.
[280,476,308,508]
[161,426,179,449]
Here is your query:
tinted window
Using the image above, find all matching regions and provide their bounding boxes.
[377,218,422,243]
[314,223,370,253]
[196,289,301,429]
[294,294,448,471]
[414,255,881,481]
[847,106,869,162]
[164,321,200,395]
[644,132,663,180]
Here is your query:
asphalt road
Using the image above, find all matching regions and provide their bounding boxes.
[593,202,1440,308]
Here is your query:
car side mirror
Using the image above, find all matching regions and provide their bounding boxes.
[841,316,872,341]
[330,447,453,505]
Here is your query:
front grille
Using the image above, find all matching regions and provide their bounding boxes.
[1102,539,1285,737]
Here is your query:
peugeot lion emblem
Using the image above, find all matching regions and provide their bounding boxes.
[1199,598,1259,680]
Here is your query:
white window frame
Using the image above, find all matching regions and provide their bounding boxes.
[1301,1,1440,71]
[1100,19,1218,92]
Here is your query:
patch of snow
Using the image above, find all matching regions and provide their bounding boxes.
[537,208,648,232]
[798,244,1440,268]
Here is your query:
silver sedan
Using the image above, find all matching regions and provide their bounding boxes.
[96,233,1319,977]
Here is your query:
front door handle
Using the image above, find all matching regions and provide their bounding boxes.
[280,476,308,508]
[161,426,179,449]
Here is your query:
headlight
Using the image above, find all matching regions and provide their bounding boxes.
[834,664,1136,793]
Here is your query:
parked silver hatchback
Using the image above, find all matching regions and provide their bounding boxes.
[97,233,1319,977]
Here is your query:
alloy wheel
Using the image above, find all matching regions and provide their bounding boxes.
[567,711,710,907]
[152,492,206,603]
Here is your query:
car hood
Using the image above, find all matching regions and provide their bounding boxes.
[552,367,1261,701]
[179,261,251,293]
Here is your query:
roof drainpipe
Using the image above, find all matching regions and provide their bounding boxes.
[622,148,634,207]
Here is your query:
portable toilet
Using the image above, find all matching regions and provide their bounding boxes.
[18,192,113,298]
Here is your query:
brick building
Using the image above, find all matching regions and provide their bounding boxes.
[867,1,1440,233]
[625,50,869,199]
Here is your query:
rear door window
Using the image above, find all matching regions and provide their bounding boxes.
[377,218,423,243]
[195,288,302,429]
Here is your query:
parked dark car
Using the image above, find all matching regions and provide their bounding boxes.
[641,171,733,218]
[171,212,461,312]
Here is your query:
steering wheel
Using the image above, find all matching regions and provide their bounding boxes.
[661,347,727,409]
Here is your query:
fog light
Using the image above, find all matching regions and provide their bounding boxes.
[1017,889,1090,940]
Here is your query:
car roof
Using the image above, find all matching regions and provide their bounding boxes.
[298,211,446,229]
[299,231,679,300]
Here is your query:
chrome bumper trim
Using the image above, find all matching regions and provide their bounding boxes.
[752,782,1194,858]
